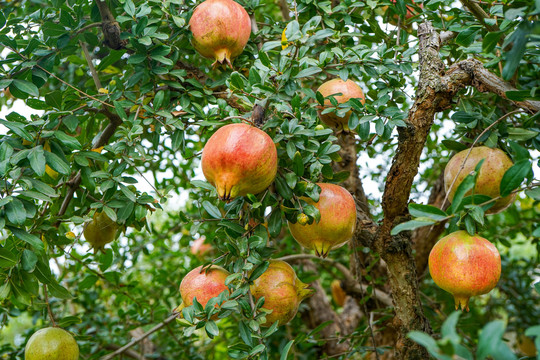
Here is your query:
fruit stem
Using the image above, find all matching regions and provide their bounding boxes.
[213,49,233,69]
[453,295,471,312]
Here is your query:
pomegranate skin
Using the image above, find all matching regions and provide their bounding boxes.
[317,79,365,132]
[179,265,230,309]
[331,280,347,307]
[201,123,277,201]
[288,183,356,257]
[429,230,501,311]
[444,146,515,214]
[250,260,313,326]
[189,0,251,67]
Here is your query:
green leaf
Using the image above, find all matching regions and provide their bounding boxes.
[114,100,128,120]
[507,127,539,141]
[0,120,33,141]
[191,180,215,191]
[525,187,540,200]
[448,162,481,214]
[268,210,282,238]
[0,247,18,268]
[295,67,322,79]
[292,151,304,177]
[456,28,480,47]
[11,79,39,97]
[499,159,531,196]
[248,261,269,282]
[275,176,293,200]
[7,226,44,252]
[54,131,82,150]
[205,320,219,338]
[408,203,447,221]
[249,344,265,356]
[202,201,221,219]
[280,340,294,360]
[477,320,506,360]
[441,140,467,152]
[5,198,26,225]
[44,151,70,175]
[390,218,437,236]
[483,32,502,53]
[21,249,37,272]
[0,10,6,29]
[27,146,46,176]
[407,331,444,359]
[441,311,461,343]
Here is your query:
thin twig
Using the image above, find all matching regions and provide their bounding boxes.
[74,22,103,36]
[80,41,103,90]
[100,314,178,360]
[43,284,57,327]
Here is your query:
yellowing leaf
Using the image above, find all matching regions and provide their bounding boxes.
[98,88,109,94]
[281,28,289,50]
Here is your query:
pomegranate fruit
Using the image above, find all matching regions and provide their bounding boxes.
[201,123,277,201]
[288,183,356,257]
[177,265,230,311]
[189,0,251,67]
[25,327,79,360]
[428,230,501,311]
[331,280,347,307]
[444,146,515,214]
[250,260,313,326]
[317,79,365,132]
[83,211,119,252]
[190,236,213,258]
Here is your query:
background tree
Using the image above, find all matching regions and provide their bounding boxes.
[0,0,539,359]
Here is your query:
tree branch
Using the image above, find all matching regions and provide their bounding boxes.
[100,314,178,360]
[446,59,540,114]
[460,0,500,33]
[95,0,126,50]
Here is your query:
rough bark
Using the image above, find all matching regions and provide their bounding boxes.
[301,260,351,356]
[95,0,126,50]
[374,21,471,359]
[412,173,448,276]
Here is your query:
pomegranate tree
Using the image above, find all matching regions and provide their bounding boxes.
[177,265,230,311]
[189,0,251,67]
[25,327,79,360]
[250,260,313,326]
[444,146,515,214]
[201,123,277,201]
[429,230,501,311]
[317,79,365,132]
[288,183,356,257]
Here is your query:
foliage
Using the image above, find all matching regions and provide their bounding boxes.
[0,0,539,358]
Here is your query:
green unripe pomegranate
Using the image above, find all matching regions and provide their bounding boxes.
[25,327,79,360]
[83,211,119,252]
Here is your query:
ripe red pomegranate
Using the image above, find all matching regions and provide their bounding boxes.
[444,146,515,214]
[288,183,356,257]
[177,265,230,312]
[189,0,251,67]
[429,230,501,311]
[201,123,277,201]
[250,260,313,326]
[317,79,365,132]
[190,236,212,258]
